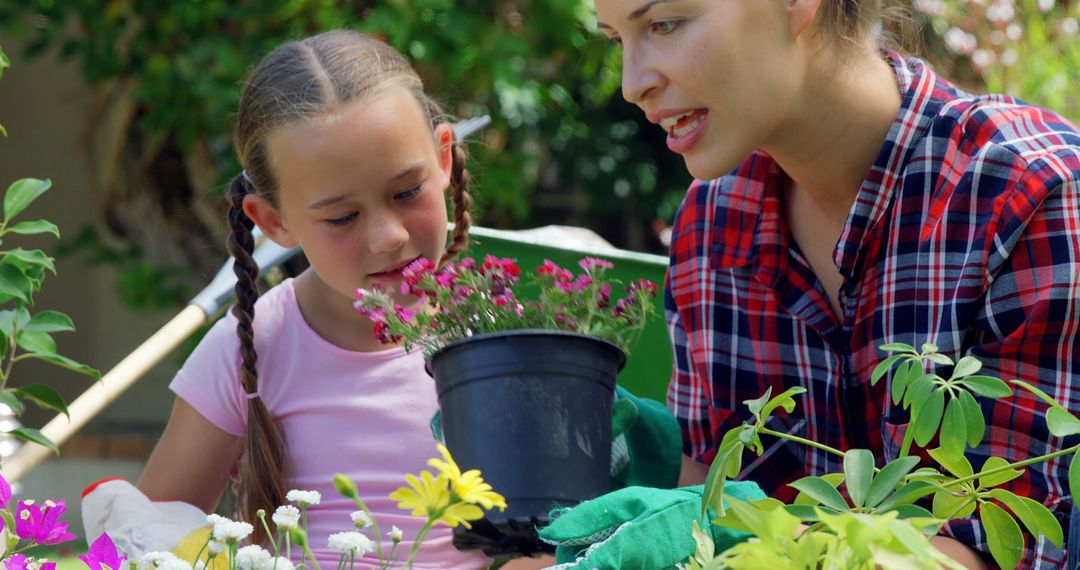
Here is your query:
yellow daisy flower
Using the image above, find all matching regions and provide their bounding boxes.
[389,471,449,517]
[428,444,507,512]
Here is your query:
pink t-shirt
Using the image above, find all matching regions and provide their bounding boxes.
[170,279,490,569]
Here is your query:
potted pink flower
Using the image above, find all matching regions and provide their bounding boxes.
[355,255,658,555]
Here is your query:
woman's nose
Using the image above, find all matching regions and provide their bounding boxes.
[621,48,663,104]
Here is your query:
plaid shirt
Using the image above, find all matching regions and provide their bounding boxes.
[666,52,1080,567]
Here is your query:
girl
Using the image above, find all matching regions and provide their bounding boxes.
[548,0,1080,568]
[136,30,490,568]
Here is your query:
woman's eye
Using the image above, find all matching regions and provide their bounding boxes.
[607,35,623,47]
[395,185,423,201]
[325,212,358,227]
[651,20,681,34]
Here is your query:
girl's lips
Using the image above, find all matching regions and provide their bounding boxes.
[369,255,421,278]
[666,110,709,154]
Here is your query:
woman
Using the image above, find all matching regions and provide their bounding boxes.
[542,0,1080,567]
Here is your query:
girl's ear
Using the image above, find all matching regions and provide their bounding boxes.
[434,122,454,190]
[788,0,823,39]
[242,194,300,249]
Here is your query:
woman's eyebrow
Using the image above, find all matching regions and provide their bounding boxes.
[597,0,675,30]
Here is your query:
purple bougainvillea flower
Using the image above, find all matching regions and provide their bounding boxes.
[0,472,11,510]
[14,499,77,545]
[79,532,128,570]
[5,554,56,570]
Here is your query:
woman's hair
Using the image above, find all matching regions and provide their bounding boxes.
[818,0,913,53]
[225,29,473,540]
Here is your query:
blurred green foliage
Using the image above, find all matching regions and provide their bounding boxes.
[0,0,691,257]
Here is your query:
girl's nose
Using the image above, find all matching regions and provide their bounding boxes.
[367,214,409,254]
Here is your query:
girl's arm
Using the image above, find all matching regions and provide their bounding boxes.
[138,396,243,513]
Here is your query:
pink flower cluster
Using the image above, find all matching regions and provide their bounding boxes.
[354,255,659,358]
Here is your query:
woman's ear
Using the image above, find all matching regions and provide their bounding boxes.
[242,194,300,248]
[788,0,824,39]
[434,122,454,190]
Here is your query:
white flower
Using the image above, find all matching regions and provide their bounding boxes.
[350,510,372,528]
[158,561,194,570]
[913,0,946,15]
[139,552,180,570]
[986,1,1014,23]
[207,540,226,555]
[1061,17,1079,36]
[272,505,301,530]
[327,531,374,556]
[971,49,995,69]
[944,27,977,55]
[261,558,295,570]
[388,526,403,543]
[1001,49,1018,66]
[210,516,254,542]
[1006,22,1023,40]
[1037,0,1054,11]
[236,546,272,570]
[285,489,321,506]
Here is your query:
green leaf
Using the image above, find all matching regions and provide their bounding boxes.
[1070,453,1080,506]
[843,449,875,508]
[871,354,905,385]
[981,501,1024,570]
[794,472,845,506]
[25,351,101,378]
[928,446,974,478]
[24,310,75,333]
[951,355,983,379]
[7,220,60,238]
[4,178,51,223]
[3,248,55,274]
[939,395,967,458]
[1017,495,1064,549]
[782,504,823,521]
[957,389,986,447]
[920,342,939,354]
[743,387,772,419]
[6,426,58,455]
[702,428,746,517]
[758,386,807,420]
[891,360,915,406]
[877,480,940,511]
[880,342,917,354]
[17,330,56,354]
[0,264,31,304]
[979,456,1023,488]
[865,456,921,508]
[960,376,1013,399]
[0,389,24,415]
[0,308,17,339]
[932,489,975,518]
[904,371,933,410]
[14,384,69,419]
[1046,407,1080,438]
[926,352,954,366]
[889,504,935,520]
[913,387,945,447]
[988,489,1063,549]
[789,476,850,511]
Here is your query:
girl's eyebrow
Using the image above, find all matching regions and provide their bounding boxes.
[597,0,674,29]
[307,162,427,209]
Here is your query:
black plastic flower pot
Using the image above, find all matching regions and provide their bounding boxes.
[428,329,626,557]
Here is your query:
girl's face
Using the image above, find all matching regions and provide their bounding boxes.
[595,0,807,180]
[251,85,453,306]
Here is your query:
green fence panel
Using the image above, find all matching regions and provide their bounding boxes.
[463,227,672,403]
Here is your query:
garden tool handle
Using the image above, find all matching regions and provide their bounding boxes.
[0,304,207,482]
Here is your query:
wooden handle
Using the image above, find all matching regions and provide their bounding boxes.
[1,304,209,482]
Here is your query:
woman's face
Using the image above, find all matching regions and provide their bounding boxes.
[258,85,453,306]
[595,0,807,180]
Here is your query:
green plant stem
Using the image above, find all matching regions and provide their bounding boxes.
[190,535,212,567]
[381,543,399,570]
[258,513,279,556]
[898,413,917,458]
[1,335,16,389]
[403,521,435,569]
[349,496,384,562]
[758,426,846,459]
[300,539,322,570]
[944,444,1080,489]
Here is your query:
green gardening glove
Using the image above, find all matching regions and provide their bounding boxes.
[610,386,682,490]
[537,482,765,569]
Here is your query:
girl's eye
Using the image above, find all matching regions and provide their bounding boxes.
[607,35,623,47]
[395,185,423,201]
[651,20,682,35]
[325,212,358,227]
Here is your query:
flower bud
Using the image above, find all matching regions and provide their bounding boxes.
[333,473,358,499]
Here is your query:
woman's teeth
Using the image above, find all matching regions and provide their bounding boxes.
[660,110,706,137]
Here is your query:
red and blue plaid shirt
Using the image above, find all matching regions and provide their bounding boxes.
[666,52,1080,567]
